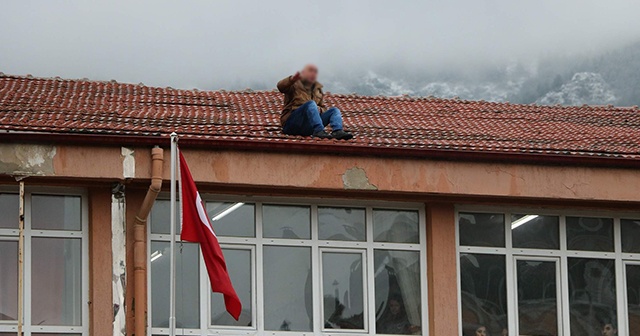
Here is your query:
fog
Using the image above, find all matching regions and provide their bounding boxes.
[2,0,640,91]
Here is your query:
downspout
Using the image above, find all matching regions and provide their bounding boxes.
[133,147,164,336]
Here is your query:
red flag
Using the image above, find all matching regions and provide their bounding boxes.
[179,150,242,320]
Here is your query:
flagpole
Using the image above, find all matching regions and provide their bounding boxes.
[169,132,178,336]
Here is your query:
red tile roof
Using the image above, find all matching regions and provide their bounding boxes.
[1,74,639,163]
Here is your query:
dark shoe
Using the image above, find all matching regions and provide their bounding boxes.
[332,130,353,140]
[312,130,333,139]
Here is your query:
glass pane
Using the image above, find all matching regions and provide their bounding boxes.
[373,210,419,243]
[0,241,18,321]
[150,241,200,328]
[263,205,310,239]
[374,250,421,334]
[460,253,508,336]
[512,214,560,249]
[516,260,558,335]
[626,264,640,336]
[150,199,180,234]
[206,202,255,237]
[322,252,364,330]
[0,193,18,228]
[459,213,505,247]
[568,258,617,336]
[566,217,614,252]
[621,219,640,253]
[212,249,252,327]
[263,246,312,331]
[31,195,81,231]
[318,207,365,241]
[31,238,82,326]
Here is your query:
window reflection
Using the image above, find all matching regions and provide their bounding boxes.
[516,260,559,335]
[322,252,364,330]
[568,258,617,336]
[460,253,507,336]
[206,202,255,237]
[374,250,421,334]
[511,215,559,249]
[566,217,614,252]
[626,264,640,336]
[0,193,18,229]
[150,199,180,234]
[621,219,640,253]
[262,205,310,239]
[31,238,82,326]
[150,242,200,328]
[31,195,81,231]
[318,207,366,241]
[0,241,18,321]
[373,210,419,244]
[459,213,505,247]
[263,246,312,331]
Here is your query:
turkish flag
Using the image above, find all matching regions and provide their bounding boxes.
[179,150,242,320]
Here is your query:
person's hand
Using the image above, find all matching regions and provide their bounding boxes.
[291,71,301,82]
[408,325,420,334]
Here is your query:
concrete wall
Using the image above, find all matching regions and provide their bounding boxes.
[2,143,639,203]
[88,188,114,336]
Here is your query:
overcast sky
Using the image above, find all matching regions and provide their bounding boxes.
[2,0,640,90]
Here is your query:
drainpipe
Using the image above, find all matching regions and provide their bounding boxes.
[133,147,164,336]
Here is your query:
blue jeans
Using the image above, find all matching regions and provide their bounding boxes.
[283,101,343,135]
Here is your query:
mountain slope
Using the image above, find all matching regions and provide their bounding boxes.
[326,40,640,107]
[535,72,617,106]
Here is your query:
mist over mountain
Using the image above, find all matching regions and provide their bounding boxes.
[324,40,640,107]
[535,72,617,106]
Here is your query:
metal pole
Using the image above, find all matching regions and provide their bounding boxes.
[169,133,178,336]
[18,181,24,336]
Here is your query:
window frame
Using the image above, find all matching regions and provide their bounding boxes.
[455,206,640,336]
[0,186,89,335]
[148,194,428,336]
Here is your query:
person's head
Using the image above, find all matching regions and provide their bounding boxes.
[300,64,318,84]
[602,323,617,336]
[388,298,402,315]
[475,325,487,336]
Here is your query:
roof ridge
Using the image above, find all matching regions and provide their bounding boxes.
[3,72,638,110]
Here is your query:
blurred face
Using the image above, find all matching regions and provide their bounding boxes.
[602,324,617,336]
[300,64,318,84]
[475,326,487,336]
[389,299,401,315]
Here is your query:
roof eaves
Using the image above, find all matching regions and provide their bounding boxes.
[1,131,639,169]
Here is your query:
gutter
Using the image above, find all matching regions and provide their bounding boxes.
[0,131,639,169]
[132,147,164,336]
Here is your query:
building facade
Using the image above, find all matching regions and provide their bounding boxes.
[1,74,639,336]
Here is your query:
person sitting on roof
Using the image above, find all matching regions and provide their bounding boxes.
[277,64,353,140]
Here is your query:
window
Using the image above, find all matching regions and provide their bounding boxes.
[458,210,640,336]
[149,198,427,335]
[0,189,88,335]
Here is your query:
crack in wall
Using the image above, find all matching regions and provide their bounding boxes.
[485,166,526,182]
